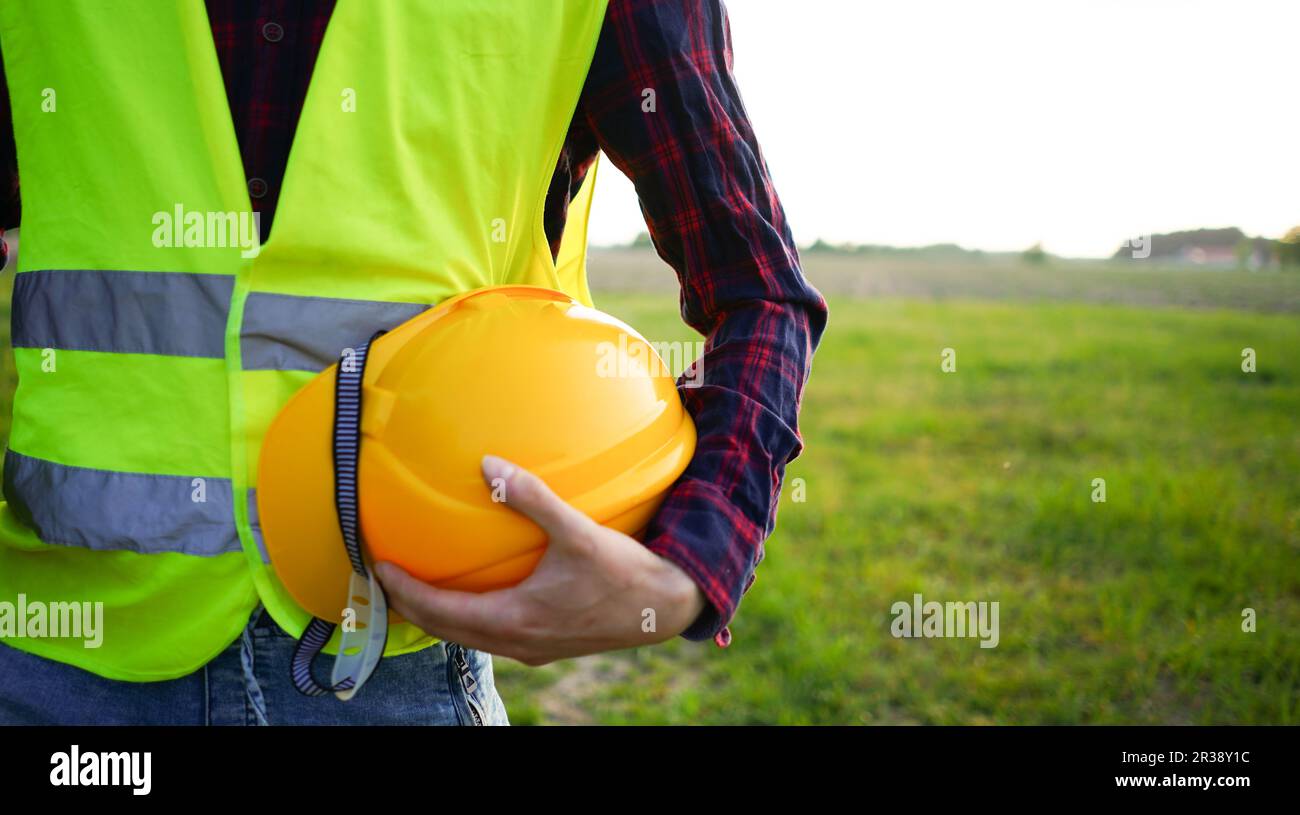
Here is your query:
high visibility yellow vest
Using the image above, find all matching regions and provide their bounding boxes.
[0,0,608,680]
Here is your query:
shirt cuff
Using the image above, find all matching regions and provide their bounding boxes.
[641,475,763,644]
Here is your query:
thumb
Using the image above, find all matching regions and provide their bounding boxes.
[481,454,593,543]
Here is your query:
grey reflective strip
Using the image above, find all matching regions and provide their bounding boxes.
[241,291,428,372]
[10,269,233,357]
[2,450,241,556]
[247,488,271,564]
[9,269,427,372]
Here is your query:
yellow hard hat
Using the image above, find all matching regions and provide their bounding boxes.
[257,285,696,622]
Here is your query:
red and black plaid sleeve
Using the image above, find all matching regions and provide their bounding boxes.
[572,0,828,644]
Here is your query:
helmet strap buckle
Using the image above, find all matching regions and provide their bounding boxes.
[330,567,389,701]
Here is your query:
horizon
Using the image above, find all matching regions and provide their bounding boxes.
[589,224,1283,259]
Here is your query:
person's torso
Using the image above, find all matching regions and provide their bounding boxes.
[0,0,607,679]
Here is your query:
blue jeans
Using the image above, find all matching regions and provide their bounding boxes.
[0,608,509,725]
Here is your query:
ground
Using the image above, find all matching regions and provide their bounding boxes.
[492,253,1299,724]
[1,251,1296,724]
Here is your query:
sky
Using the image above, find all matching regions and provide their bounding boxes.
[585,0,1299,258]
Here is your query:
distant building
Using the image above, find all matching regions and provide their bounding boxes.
[1112,227,1276,269]
[1179,244,1237,267]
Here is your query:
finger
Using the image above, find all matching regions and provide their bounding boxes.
[379,564,551,665]
[374,561,513,641]
[480,455,594,544]
[376,568,525,657]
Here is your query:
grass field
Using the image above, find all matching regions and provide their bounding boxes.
[490,254,1300,724]
[1,250,1297,723]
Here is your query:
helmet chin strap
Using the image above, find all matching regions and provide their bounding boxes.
[290,331,390,699]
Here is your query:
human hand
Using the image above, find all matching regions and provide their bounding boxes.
[374,455,706,665]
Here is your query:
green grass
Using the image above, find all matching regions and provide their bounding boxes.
[2,258,1296,724]
[496,292,1300,724]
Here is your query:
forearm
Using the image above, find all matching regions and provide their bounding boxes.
[644,297,822,641]
[583,0,828,642]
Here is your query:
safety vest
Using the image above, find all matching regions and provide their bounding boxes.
[0,0,608,680]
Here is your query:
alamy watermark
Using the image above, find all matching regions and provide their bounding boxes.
[0,594,103,648]
[50,746,150,795]
[152,204,261,258]
[890,593,999,648]
[1123,234,1152,259]
[596,332,705,388]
